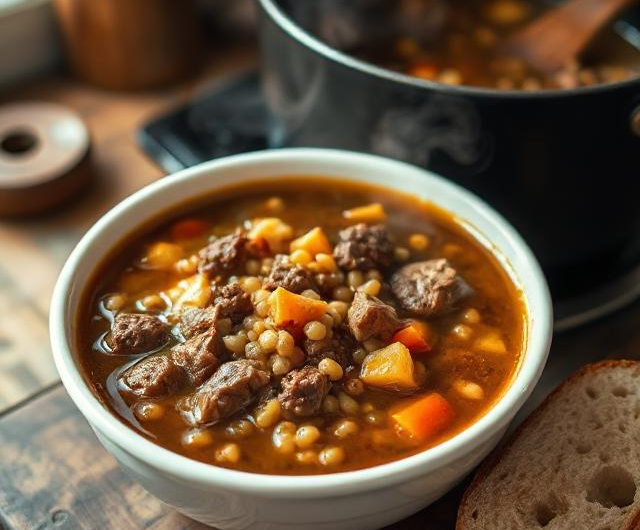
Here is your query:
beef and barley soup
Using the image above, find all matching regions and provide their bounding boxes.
[79,178,525,474]
[350,0,639,89]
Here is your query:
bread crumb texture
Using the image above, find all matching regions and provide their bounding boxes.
[457,361,640,530]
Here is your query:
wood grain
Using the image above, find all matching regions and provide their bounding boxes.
[0,385,465,530]
[53,0,203,90]
[0,45,256,411]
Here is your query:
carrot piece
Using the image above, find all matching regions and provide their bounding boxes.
[392,321,435,354]
[409,61,438,80]
[170,219,208,240]
[290,227,332,256]
[269,287,328,330]
[391,393,455,442]
[343,203,386,223]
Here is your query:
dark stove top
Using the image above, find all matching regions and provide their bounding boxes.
[138,71,640,331]
[139,72,268,173]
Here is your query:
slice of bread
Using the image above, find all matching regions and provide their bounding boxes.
[457,361,640,530]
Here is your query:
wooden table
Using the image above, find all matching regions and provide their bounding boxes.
[0,45,255,410]
[2,43,640,530]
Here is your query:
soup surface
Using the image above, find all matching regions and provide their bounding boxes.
[302,0,640,89]
[79,178,525,474]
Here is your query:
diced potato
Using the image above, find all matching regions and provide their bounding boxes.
[269,287,328,329]
[343,203,386,223]
[474,330,507,354]
[145,242,184,271]
[360,342,417,390]
[290,227,332,256]
[165,286,184,303]
[173,274,211,311]
[248,218,293,252]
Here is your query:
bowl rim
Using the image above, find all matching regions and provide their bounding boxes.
[257,0,640,99]
[50,148,552,498]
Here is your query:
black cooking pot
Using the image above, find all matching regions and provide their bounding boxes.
[256,0,640,309]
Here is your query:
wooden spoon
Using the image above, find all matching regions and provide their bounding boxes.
[500,0,639,75]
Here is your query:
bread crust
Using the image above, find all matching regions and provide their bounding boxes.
[625,510,640,530]
[456,360,640,530]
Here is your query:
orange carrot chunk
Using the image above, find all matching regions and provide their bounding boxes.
[170,219,208,240]
[268,287,328,330]
[390,393,455,442]
[290,227,333,256]
[392,321,435,354]
[409,61,438,80]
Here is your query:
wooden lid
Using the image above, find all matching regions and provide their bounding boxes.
[0,102,92,216]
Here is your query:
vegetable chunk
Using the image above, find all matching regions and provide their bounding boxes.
[248,218,293,252]
[170,218,208,240]
[145,242,184,270]
[173,274,211,311]
[268,287,328,329]
[392,321,436,354]
[343,203,387,223]
[290,227,332,256]
[360,342,417,390]
[391,393,455,441]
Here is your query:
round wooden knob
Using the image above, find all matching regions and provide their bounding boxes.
[0,102,92,217]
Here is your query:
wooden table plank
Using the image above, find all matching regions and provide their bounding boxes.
[0,386,207,530]
[0,385,465,530]
[0,46,256,412]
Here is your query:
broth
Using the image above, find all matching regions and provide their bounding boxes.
[78,178,526,474]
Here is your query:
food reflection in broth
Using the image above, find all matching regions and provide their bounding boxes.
[79,179,525,475]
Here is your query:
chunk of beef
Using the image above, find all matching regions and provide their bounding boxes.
[333,223,395,271]
[256,384,278,408]
[170,326,222,386]
[179,305,219,340]
[122,355,184,397]
[278,365,330,417]
[347,291,402,342]
[263,254,316,294]
[198,233,247,276]
[185,360,270,426]
[214,283,253,323]
[303,328,355,368]
[109,313,169,355]
[390,259,473,317]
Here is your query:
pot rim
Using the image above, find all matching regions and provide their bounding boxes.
[257,0,640,99]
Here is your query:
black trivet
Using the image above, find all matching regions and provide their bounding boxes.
[139,72,268,173]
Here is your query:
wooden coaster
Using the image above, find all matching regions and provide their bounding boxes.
[0,102,92,217]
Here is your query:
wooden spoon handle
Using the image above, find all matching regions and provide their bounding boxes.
[504,0,639,75]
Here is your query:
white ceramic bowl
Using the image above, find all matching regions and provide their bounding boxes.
[50,148,552,530]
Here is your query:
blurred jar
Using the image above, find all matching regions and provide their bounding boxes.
[53,0,203,90]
